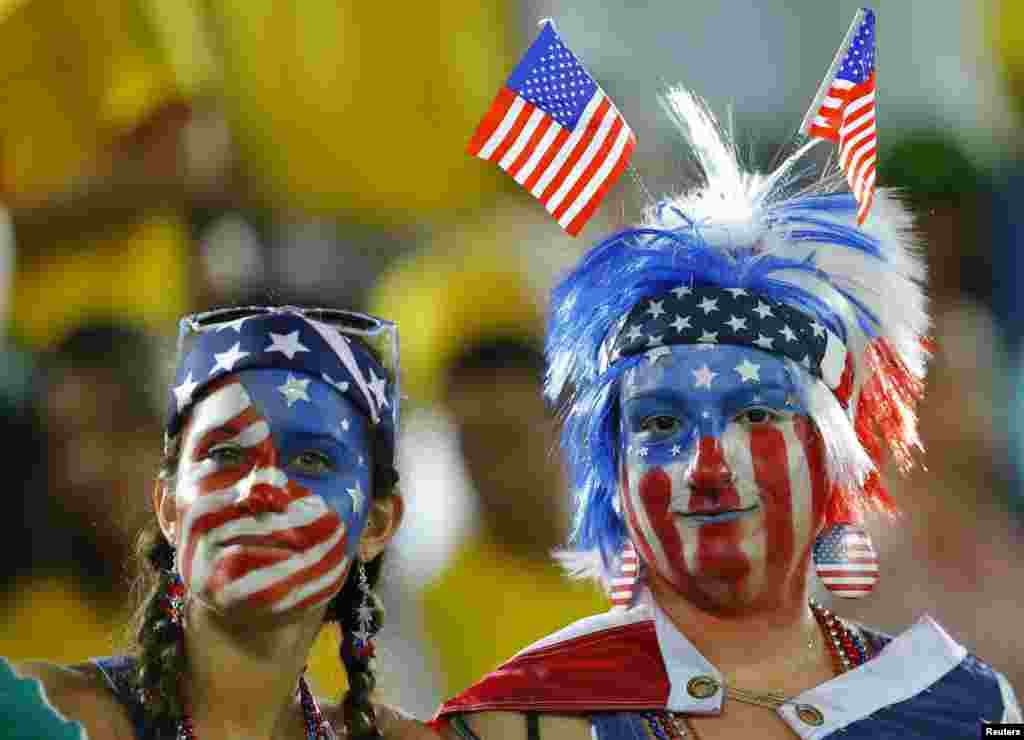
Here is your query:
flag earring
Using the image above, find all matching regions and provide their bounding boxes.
[813,523,879,598]
[610,540,640,609]
[352,560,376,658]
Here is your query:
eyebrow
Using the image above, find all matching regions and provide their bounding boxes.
[192,406,265,453]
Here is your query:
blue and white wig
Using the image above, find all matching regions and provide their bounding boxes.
[547,89,929,586]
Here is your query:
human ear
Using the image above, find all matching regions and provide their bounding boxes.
[153,478,178,547]
[357,494,404,562]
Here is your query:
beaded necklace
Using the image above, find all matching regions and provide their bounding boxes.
[175,675,336,740]
[641,601,874,739]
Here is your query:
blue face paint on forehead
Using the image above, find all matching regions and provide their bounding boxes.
[621,345,803,451]
[232,368,372,552]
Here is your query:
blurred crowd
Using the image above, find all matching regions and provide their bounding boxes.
[1,0,1022,721]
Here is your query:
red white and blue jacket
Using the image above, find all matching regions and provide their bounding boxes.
[434,595,1021,739]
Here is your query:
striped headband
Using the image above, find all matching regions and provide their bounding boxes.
[166,307,397,446]
[601,284,853,403]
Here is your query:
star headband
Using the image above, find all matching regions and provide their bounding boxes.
[166,307,399,451]
[601,284,852,404]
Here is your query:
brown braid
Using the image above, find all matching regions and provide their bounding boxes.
[328,555,386,739]
[130,525,188,739]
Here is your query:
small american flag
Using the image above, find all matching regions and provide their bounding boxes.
[800,8,877,224]
[813,524,879,598]
[468,21,636,236]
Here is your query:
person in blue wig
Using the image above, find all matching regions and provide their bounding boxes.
[431,90,1022,739]
[13,306,436,740]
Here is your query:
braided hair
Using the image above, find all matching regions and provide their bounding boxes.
[129,387,399,739]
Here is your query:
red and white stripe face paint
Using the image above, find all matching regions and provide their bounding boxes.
[619,345,829,613]
[172,368,372,616]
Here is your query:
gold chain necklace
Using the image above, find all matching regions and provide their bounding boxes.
[722,614,820,709]
[649,602,871,739]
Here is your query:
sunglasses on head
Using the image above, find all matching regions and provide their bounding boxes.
[179,305,401,433]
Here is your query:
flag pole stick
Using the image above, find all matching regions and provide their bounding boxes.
[798,8,865,134]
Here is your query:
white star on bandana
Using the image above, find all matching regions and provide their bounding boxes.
[698,330,718,343]
[779,325,797,342]
[753,301,774,319]
[669,315,692,333]
[266,330,310,360]
[277,373,311,407]
[693,364,717,389]
[725,315,747,332]
[671,285,692,298]
[625,325,644,342]
[697,297,719,315]
[173,372,199,412]
[210,342,250,374]
[646,299,666,318]
[753,334,774,350]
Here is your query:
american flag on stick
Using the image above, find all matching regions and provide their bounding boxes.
[468,21,637,236]
[799,8,877,224]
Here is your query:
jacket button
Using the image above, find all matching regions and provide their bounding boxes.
[795,704,824,726]
[686,676,720,699]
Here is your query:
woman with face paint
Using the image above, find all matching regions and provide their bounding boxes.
[15,307,435,740]
[430,88,1022,740]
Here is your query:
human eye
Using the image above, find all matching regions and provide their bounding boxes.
[208,443,246,467]
[734,407,786,426]
[290,450,335,476]
[638,414,681,439]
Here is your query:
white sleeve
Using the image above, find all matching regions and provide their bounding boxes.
[998,672,1022,723]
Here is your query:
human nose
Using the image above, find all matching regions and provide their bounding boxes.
[686,436,734,492]
[236,464,291,514]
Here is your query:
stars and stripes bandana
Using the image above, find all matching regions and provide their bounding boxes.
[800,8,877,224]
[468,21,636,236]
[167,307,395,449]
[602,285,851,402]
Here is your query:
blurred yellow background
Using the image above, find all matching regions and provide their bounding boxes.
[0,0,1021,720]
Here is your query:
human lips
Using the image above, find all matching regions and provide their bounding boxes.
[216,520,336,552]
[676,502,760,525]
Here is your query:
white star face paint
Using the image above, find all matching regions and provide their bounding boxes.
[619,345,829,612]
[173,368,372,616]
